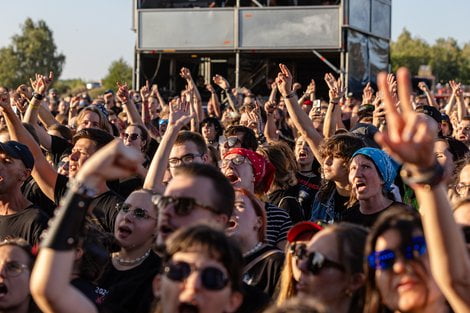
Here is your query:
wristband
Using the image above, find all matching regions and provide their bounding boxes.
[283,92,297,99]
[400,162,444,189]
[32,92,44,101]
[41,187,93,250]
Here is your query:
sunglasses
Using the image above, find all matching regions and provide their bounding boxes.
[296,245,345,275]
[154,195,219,216]
[368,236,427,271]
[221,155,248,168]
[164,261,229,291]
[223,136,241,148]
[122,133,140,141]
[0,261,29,277]
[116,203,157,220]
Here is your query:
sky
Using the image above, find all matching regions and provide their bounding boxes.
[0,0,468,82]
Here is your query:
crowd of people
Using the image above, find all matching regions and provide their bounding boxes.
[0,61,469,313]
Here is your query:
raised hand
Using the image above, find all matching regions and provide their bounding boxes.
[140,80,151,102]
[386,73,398,101]
[305,79,316,95]
[264,100,277,114]
[116,82,130,104]
[0,87,10,110]
[374,68,437,168]
[275,64,293,96]
[293,82,302,92]
[206,84,216,94]
[212,74,230,90]
[30,74,48,95]
[324,73,337,90]
[179,67,192,80]
[11,91,27,113]
[169,97,194,129]
[449,80,462,97]
[418,81,430,93]
[328,77,345,103]
[362,82,374,104]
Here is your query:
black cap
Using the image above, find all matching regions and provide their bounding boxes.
[0,141,34,170]
[416,105,442,124]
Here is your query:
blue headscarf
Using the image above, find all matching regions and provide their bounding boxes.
[352,147,397,192]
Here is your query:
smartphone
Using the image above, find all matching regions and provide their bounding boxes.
[313,100,321,108]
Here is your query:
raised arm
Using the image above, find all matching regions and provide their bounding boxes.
[31,140,143,313]
[180,67,203,122]
[375,68,470,313]
[298,79,316,106]
[418,81,439,109]
[117,82,144,126]
[275,64,323,162]
[213,74,238,113]
[323,74,344,138]
[206,84,221,118]
[143,100,193,193]
[0,87,58,200]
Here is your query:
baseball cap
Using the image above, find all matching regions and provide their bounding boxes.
[287,221,323,243]
[0,141,34,170]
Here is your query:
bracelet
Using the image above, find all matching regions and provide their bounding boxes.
[29,103,40,109]
[400,162,445,189]
[32,92,44,101]
[67,179,99,198]
[283,92,297,99]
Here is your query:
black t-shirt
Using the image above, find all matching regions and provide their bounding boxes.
[54,174,124,233]
[236,283,271,313]
[98,252,161,313]
[71,278,109,308]
[0,205,49,245]
[50,135,73,167]
[268,187,305,224]
[114,176,144,199]
[22,176,57,217]
[243,245,284,297]
[342,201,411,228]
[295,172,321,220]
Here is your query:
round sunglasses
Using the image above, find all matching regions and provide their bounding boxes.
[164,261,229,291]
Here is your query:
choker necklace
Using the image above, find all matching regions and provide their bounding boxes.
[243,242,264,257]
[113,249,151,266]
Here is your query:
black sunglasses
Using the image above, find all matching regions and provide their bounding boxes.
[164,261,229,291]
[122,133,140,141]
[116,203,157,220]
[296,245,345,275]
[154,195,219,216]
[223,136,241,148]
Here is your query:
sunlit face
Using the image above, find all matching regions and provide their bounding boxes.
[295,137,314,168]
[221,154,254,191]
[226,193,261,244]
[159,249,242,313]
[114,191,157,250]
[77,111,101,131]
[374,229,443,312]
[322,154,347,183]
[297,229,348,304]
[434,140,454,181]
[349,155,383,200]
[0,153,28,194]
[0,245,31,312]
[454,202,470,226]
[457,120,470,145]
[169,142,207,177]
[157,175,223,246]
[457,165,470,198]
[122,125,145,152]
[202,123,216,142]
[68,138,97,178]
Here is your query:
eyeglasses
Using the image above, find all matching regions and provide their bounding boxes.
[456,183,470,195]
[164,261,229,291]
[296,245,345,275]
[116,203,157,220]
[0,261,29,277]
[289,242,307,260]
[221,155,248,168]
[154,195,219,216]
[122,133,140,141]
[222,136,241,149]
[168,153,204,168]
[368,236,427,271]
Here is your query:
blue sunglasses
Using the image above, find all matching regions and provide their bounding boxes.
[368,236,427,270]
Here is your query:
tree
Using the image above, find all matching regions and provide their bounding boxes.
[0,18,65,88]
[390,29,431,75]
[430,38,461,82]
[102,58,133,91]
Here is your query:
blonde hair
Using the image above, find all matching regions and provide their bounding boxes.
[276,243,297,305]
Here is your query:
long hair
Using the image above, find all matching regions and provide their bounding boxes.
[276,242,298,305]
[235,188,266,242]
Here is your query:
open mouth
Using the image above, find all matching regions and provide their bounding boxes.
[355,182,367,192]
[0,283,8,298]
[225,173,240,184]
[298,151,308,159]
[226,217,238,232]
[159,224,175,237]
[178,302,199,313]
[117,225,132,238]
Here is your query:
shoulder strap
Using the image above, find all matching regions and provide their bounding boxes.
[243,249,283,273]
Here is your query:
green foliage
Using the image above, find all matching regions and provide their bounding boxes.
[102,58,133,91]
[54,79,87,96]
[0,18,65,88]
[391,28,470,84]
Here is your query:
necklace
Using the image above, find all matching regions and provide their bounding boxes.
[243,242,264,257]
[113,249,151,266]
